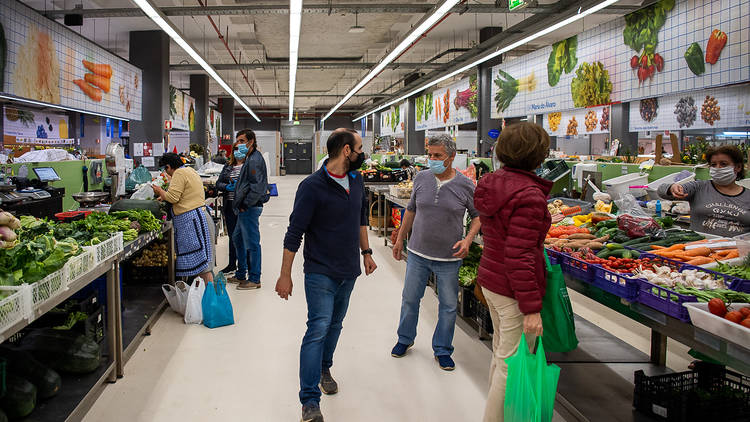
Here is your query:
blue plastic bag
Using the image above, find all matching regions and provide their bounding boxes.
[202,272,235,328]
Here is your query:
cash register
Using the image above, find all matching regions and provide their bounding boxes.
[16,167,60,200]
[3,167,65,219]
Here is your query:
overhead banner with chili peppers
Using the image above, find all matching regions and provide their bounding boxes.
[0,1,143,121]
[629,84,750,132]
[415,74,478,131]
[490,0,750,119]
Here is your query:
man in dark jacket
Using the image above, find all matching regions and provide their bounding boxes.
[276,128,377,422]
[232,129,269,290]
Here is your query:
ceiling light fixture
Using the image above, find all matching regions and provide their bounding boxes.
[289,0,303,121]
[352,0,620,122]
[129,0,261,122]
[322,0,461,122]
[349,12,365,33]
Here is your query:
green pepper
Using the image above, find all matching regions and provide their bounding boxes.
[684,42,705,75]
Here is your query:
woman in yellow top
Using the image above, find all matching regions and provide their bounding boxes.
[152,153,214,282]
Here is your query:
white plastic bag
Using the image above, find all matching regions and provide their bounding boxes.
[174,281,189,315]
[184,277,206,324]
[131,183,154,200]
[162,284,180,314]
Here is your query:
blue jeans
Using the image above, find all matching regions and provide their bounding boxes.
[223,200,238,270]
[299,273,356,406]
[233,206,262,282]
[397,253,462,356]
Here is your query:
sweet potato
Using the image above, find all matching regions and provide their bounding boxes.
[567,233,596,240]
[587,242,604,250]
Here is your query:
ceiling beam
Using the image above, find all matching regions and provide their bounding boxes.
[171,62,445,71]
[42,3,640,18]
[209,93,375,98]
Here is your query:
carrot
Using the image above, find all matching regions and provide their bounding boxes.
[73,79,102,102]
[84,72,110,93]
[708,253,724,260]
[663,244,686,251]
[685,247,711,257]
[651,245,667,250]
[716,250,732,257]
[723,250,740,259]
[686,257,713,265]
[82,60,112,78]
[686,239,709,246]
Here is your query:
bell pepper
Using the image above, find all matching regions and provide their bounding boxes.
[684,42,705,75]
[705,29,727,64]
[572,214,592,227]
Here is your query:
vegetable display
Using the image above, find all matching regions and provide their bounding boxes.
[570,62,612,107]
[707,298,750,328]
[131,241,169,267]
[684,42,705,76]
[453,75,478,118]
[493,70,536,113]
[705,29,727,65]
[623,0,674,84]
[547,36,577,87]
[0,211,21,249]
[458,243,483,287]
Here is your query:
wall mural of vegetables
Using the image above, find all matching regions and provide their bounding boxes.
[570,62,612,108]
[453,74,478,118]
[494,70,537,113]
[547,36,577,87]
[623,0,674,85]
[705,29,727,64]
[415,96,424,122]
[424,92,433,121]
[684,42,705,76]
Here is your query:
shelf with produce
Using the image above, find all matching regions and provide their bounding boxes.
[120,222,172,261]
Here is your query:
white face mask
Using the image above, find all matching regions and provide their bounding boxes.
[709,166,737,186]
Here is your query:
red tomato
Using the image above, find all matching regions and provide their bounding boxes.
[742,319,750,329]
[725,311,744,324]
[740,307,750,318]
[708,298,727,317]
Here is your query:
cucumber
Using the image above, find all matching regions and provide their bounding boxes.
[597,248,612,258]
[630,250,641,258]
[623,236,651,246]
[608,249,630,258]
[0,375,36,419]
[606,243,624,250]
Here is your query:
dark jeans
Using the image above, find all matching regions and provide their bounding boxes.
[233,207,262,282]
[299,273,356,406]
[223,199,238,270]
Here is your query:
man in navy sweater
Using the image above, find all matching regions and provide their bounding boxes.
[277,128,377,422]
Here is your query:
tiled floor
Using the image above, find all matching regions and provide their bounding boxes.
[83,175,690,422]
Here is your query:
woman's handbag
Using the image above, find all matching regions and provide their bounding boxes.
[202,272,235,328]
[540,250,579,353]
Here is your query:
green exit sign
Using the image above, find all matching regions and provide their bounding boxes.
[509,0,527,11]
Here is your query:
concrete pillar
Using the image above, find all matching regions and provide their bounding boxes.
[406,97,425,154]
[477,27,503,157]
[128,31,169,155]
[218,97,235,144]
[189,74,209,147]
[611,103,638,156]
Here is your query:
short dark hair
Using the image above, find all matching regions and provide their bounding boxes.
[327,129,358,158]
[495,122,550,171]
[400,159,411,168]
[159,153,184,170]
[236,129,257,149]
[706,145,746,179]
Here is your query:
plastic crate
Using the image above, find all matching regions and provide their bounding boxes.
[545,248,561,266]
[123,264,168,284]
[54,211,89,223]
[603,172,649,200]
[633,363,750,421]
[64,248,95,286]
[591,265,640,301]
[30,269,67,313]
[459,285,477,319]
[91,232,124,265]
[363,172,380,182]
[546,198,593,215]
[637,280,697,322]
[379,171,395,182]
[476,303,494,334]
[685,302,750,350]
[559,253,596,283]
[0,286,29,335]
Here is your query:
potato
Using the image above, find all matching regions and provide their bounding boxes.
[567,233,596,240]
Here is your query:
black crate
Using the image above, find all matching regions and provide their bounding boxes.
[633,363,750,421]
[83,306,105,343]
[363,172,380,182]
[476,303,494,334]
[123,263,169,284]
[379,171,395,182]
[459,285,477,319]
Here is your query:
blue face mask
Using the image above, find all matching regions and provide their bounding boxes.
[234,144,248,160]
[428,159,447,175]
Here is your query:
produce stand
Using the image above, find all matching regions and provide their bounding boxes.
[0,221,175,422]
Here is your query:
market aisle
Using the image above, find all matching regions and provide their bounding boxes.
[83,175,499,422]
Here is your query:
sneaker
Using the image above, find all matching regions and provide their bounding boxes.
[227,276,244,284]
[301,403,324,422]
[391,342,414,358]
[319,368,338,395]
[237,281,261,290]
[219,266,236,275]
[435,355,455,371]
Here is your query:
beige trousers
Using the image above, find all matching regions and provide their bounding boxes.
[481,288,537,422]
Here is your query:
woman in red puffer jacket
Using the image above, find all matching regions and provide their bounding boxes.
[475,122,552,422]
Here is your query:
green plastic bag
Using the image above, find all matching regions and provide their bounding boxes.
[540,251,579,353]
[504,335,561,422]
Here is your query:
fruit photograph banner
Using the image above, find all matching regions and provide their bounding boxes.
[629,84,750,132]
[416,74,478,131]
[490,0,749,119]
[3,106,70,140]
[380,101,406,136]
[0,1,143,121]
[169,87,195,132]
[543,106,611,137]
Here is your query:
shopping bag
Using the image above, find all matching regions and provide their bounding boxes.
[535,338,561,422]
[540,250,579,353]
[184,277,206,324]
[131,183,154,200]
[126,165,152,190]
[202,273,235,328]
[174,281,189,315]
[503,334,541,422]
[162,284,180,313]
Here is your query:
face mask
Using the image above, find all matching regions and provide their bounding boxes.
[234,144,248,160]
[710,166,737,186]
[429,159,447,175]
[349,150,366,172]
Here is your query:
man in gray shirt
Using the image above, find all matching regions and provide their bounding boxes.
[390,134,481,371]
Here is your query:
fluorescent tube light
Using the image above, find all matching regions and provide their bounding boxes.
[722,132,750,136]
[352,0,620,121]
[289,0,302,121]
[0,94,129,121]
[130,0,261,122]
[323,0,461,122]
